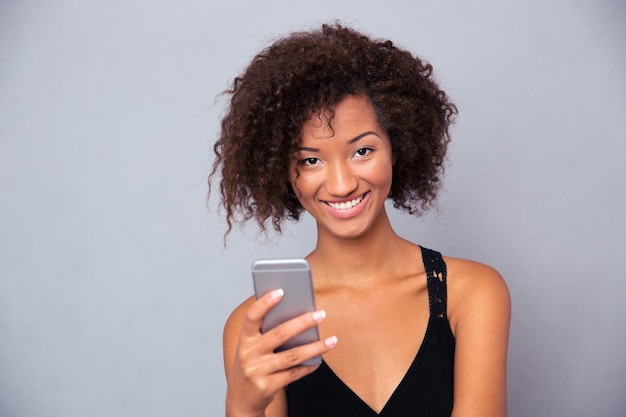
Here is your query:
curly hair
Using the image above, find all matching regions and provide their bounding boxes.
[209,22,457,236]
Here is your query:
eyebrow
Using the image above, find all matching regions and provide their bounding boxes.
[348,131,380,144]
[297,131,381,152]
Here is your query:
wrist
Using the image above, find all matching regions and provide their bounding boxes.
[225,392,267,417]
[225,407,266,417]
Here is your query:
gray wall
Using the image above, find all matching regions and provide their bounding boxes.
[1,1,624,416]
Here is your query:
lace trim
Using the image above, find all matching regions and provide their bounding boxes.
[421,247,448,320]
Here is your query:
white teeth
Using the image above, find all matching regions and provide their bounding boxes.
[327,195,364,210]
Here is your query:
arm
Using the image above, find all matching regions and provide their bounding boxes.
[446,259,511,417]
[223,290,337,417]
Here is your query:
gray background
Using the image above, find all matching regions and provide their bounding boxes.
[1,0,624,416]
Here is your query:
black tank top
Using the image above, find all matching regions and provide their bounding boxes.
[286,247,455,416]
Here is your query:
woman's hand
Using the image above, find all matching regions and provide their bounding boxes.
[223,289,337,417]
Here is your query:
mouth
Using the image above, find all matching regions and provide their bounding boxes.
[325,193,367,210]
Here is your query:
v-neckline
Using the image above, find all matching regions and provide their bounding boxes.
[319,318,434,415]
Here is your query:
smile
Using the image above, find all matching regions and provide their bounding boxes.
[325,194,366,210]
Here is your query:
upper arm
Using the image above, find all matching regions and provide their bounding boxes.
[446,259,511,417]
[223,296,254,376]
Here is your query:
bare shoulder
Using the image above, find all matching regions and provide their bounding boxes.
[443,256,508,289]
[224,295,256,334]
[443,256,511,331]
[442,256,511,415]
[222,295,255,373]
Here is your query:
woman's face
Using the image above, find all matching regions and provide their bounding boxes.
[289,95,394,240]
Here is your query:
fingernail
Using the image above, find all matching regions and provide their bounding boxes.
[324,336,338,348]
[270,289,284,299]
[312,310,326,322]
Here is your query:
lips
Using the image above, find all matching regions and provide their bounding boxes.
[325,193,366,210]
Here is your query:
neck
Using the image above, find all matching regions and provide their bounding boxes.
[308,209,410,287]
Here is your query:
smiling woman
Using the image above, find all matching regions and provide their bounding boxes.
[209,23,510,417]
[210,23,456,238]
[290,96,394,240]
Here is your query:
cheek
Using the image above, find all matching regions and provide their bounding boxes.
[375,163,394,196]
[289,171,322,203]
[370,161,394,186]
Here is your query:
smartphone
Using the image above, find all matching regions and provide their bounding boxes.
[251,258,321,366]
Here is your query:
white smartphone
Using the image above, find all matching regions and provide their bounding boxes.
[251,258,321,366]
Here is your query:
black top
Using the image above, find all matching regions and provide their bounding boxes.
[286,247,455,416]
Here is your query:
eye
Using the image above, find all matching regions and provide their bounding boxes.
[298,157,320,166]
[354,147,373,157]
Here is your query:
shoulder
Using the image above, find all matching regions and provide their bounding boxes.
[224,295,256,332]
[222,296,256,372]
[441,256,510,415]
[443,256,511,333]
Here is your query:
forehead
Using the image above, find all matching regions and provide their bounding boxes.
[300,95,381,142]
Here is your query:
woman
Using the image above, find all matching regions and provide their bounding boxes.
[211,23,511,417]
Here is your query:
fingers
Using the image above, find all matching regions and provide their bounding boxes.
[261,335,338,388]
[273,334,338,368]
[242,289,326,354]
[242,288,285,335]
[263,309,326,350]
[230,335,335,409]
[239,290,337,371]
[254,314,337,376]
[226,293,338,414]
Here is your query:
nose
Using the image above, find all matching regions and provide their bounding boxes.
[326,161,358,197]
